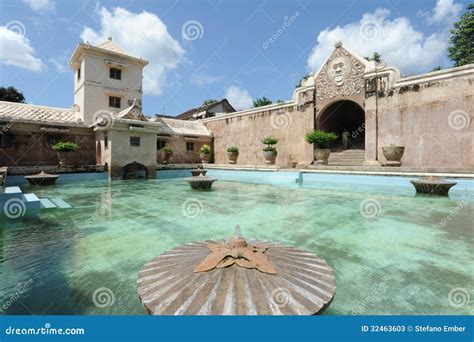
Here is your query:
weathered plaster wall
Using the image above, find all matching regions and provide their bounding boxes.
[366,71,474,168]
[204,102,314,167]
[156,136,211,164]
[0,123,96,166]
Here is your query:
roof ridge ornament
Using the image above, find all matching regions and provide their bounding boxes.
[335,40,342,48]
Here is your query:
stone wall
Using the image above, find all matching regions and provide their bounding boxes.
[0,123,96,167]
[365,67,474,168]
[156,136,211,164]
[203,102,314,167]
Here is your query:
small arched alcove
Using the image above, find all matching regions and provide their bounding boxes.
[121,162,148,180]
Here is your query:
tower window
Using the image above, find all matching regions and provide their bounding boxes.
[130,136,140,147]
[46,135,62,147]
[109,96,121,108]
[77,67,81,81]
[186,142,194,151]
[0,133,4,148]
[110,68,122,80]
[104,135,108,149]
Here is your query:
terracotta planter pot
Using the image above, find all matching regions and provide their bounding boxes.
[263,150,277,165]
[382,146,405,166]
[161,151,172,164]
[314,148,331,165]
[227,152,239,164]
[57,151,77,167]
[200,153,210,164]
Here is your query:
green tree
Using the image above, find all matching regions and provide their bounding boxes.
[0,86,25,103]
[253,97,272,108]
[202,99,218,106]
[364,52,382,63]
[432,65,443,71]
[448,4,474,66]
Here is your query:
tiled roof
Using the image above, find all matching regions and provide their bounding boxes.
[156,117,211,136]
[96,38,128,55]
[0,101,82,125]
[176,99,236,120]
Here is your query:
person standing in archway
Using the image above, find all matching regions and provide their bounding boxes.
[342,129,350,150]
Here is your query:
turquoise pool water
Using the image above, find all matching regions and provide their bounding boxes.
[0,170,473,315]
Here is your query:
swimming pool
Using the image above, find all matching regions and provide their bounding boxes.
[1,170,472,315]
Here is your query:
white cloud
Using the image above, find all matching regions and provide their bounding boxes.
[225,85,253,110]
[307,1,462,74]
[22,0,55,14]
[81,7,185,96]
[49,58,67,73]
[0,27,43,72]
[425,0,463,24]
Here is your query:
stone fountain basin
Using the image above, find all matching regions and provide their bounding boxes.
[185,176,217,190]
[410,178,457,196]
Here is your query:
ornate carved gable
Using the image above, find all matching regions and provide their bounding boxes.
[116,100,148,121]
[315,42,367,102]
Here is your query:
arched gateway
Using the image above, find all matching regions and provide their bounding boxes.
[313,41,369,163]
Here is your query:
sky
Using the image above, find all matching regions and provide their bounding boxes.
[0,0,469,116]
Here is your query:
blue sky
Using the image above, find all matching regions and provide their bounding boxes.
[0,0,469,116]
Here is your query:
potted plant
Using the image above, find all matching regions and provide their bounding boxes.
[52,141,79,166]
[199,144,211,164]
[382,144,405,166]
[305,130,338,165]
[227,146,239,164]
[261,136,278,165]
[161,145,173,164]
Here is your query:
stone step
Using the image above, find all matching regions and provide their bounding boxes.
[22,193,41,210]
[328,161,365,166]
[51,198,72,209]
[40,198,57,209]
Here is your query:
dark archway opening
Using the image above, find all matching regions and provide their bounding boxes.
[122,162,148,180]
[316,100,365,151]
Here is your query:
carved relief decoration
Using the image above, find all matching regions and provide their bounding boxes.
[316,47,365,101]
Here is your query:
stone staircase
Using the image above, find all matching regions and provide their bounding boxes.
[328,149,365,166]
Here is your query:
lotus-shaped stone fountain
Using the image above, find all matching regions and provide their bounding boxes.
[185,174,217,190]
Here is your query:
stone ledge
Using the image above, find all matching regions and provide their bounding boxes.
[7,165,106,176]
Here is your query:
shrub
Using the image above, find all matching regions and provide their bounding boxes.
[227,146,239,153]
[52,141,79,152]
[261,136,278,151]
[305,130,338,148]
[200,144,211,154]
[162,146,173,154]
